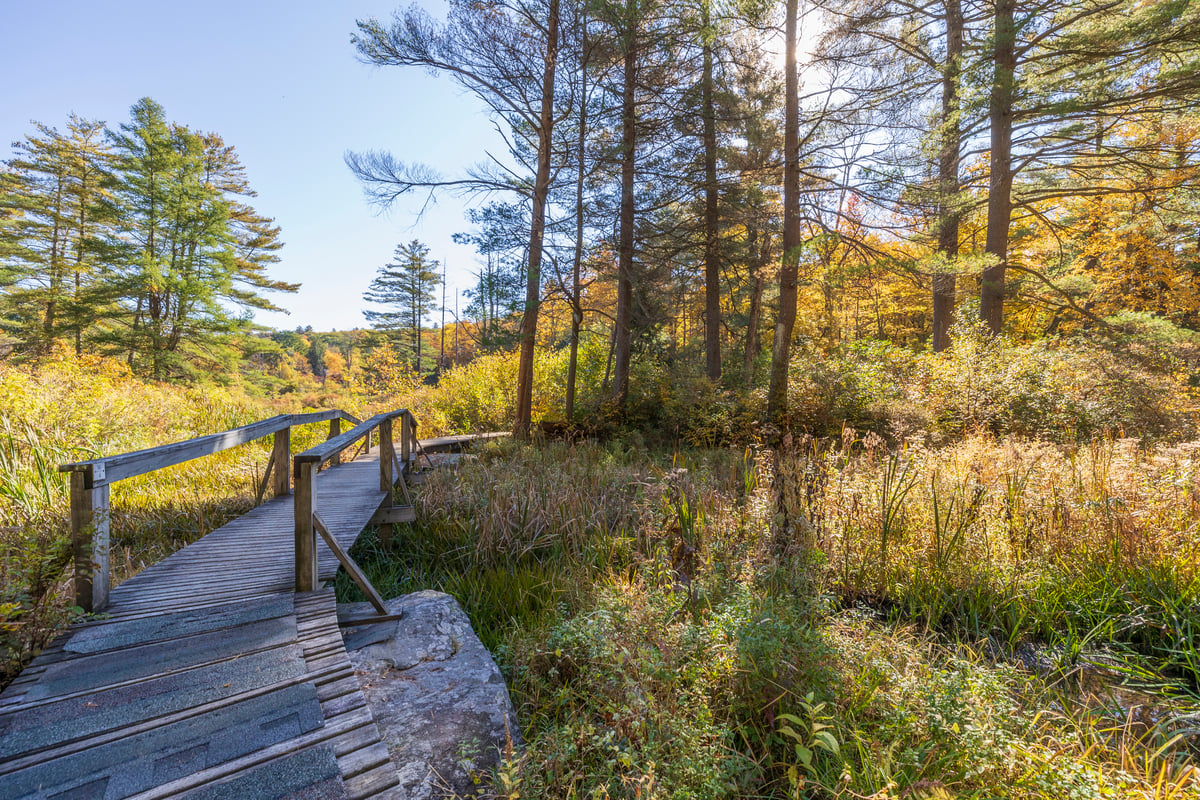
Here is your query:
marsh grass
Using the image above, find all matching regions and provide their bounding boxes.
[777,433,1200,694]
[336,439,661,648]
[4,350,1200,796]
[339,437,1200,799]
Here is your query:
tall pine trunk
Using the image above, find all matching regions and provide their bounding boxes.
[612,24,637,405]
[932,0,963,352]
[743,225,767,384]
[566,11,588,423]
[981,0,1015,334]
[766,0,800,424]
[514,0,560,438]
[702,4,721,382]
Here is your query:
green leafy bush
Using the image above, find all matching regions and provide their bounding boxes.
[925,312,1196,442]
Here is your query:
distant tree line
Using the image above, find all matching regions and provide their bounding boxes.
[0,98,295,380]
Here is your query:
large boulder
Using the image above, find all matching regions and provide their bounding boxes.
[340,591,521,800]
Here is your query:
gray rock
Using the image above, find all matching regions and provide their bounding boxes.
[341,591,521,800]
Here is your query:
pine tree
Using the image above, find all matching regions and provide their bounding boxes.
[0,115,114,356]
[102,98,293,379]
[351,0,567,436]
[454,203,527,351]
[766,0,803,424]
[363,240,441,374]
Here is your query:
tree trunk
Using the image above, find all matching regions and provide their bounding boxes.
[440,258,446,376]
[766,0,800,425]
[566,10,588,423]
[44,176,65,350]
[514,0,560,438]
[702,4,721,382]
[413,278,422,374]
[932,0,963,352]
[612,26,636,406]
[743,226,768,385]
[981,0,1015,334]
[74,170,90,357]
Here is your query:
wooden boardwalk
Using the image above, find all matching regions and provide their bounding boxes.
[0,452,403,800]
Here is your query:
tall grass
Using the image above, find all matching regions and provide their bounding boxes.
[772,433,1200,695]
[4,347,1199,796]
[337,439,660,648]
[341,437,1200,799]
[0,352,343,683]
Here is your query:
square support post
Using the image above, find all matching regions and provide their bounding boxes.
[379,418,395,491]
[294,460,317,592]
[71,468,110,613]
[272,428,291,497]
[329,418,342,466]
[378,418,396,549]
[400,413,412,472]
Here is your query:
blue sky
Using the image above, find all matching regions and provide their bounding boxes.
[1,0,502,331]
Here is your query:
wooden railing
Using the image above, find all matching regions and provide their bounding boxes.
[58,409,372,612]
[291,409,419,608]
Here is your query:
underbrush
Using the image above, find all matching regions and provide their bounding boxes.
[781,433,1200,691]
[774,318,1199,444]
[342,438,1200,799]
[4,337,1199,795]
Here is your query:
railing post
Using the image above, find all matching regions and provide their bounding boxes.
[71,465,110,612]
[379,418,395,491]
[272,427,291,497]
[400,412,412,473]
[378,418,396,549]
[294,460,317,592]
[329,417,342,466]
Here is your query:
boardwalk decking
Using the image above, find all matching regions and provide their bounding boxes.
[0,452,402,800]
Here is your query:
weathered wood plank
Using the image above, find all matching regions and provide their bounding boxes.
[294,460,317,593]
[272,427,290,497]
[329,417,343,467]
[345,761,405,799]
[11,443,405,800]
[0,660,347,777]
[59,410,362,485]
[117,712,378,800]
[370,505,415,525]
[419,430,510,452]
[379,418,394,492]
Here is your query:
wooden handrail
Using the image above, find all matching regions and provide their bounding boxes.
[59,410,360,488]
[293,408,418,593]
[60,408,362,613]
[293,410,405,468]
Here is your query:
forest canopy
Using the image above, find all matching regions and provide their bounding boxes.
[3,0,1199,439]
[344,0,1200,436]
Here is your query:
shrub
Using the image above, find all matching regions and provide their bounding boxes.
[785,339,925,437]
[925,313,1197,442]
